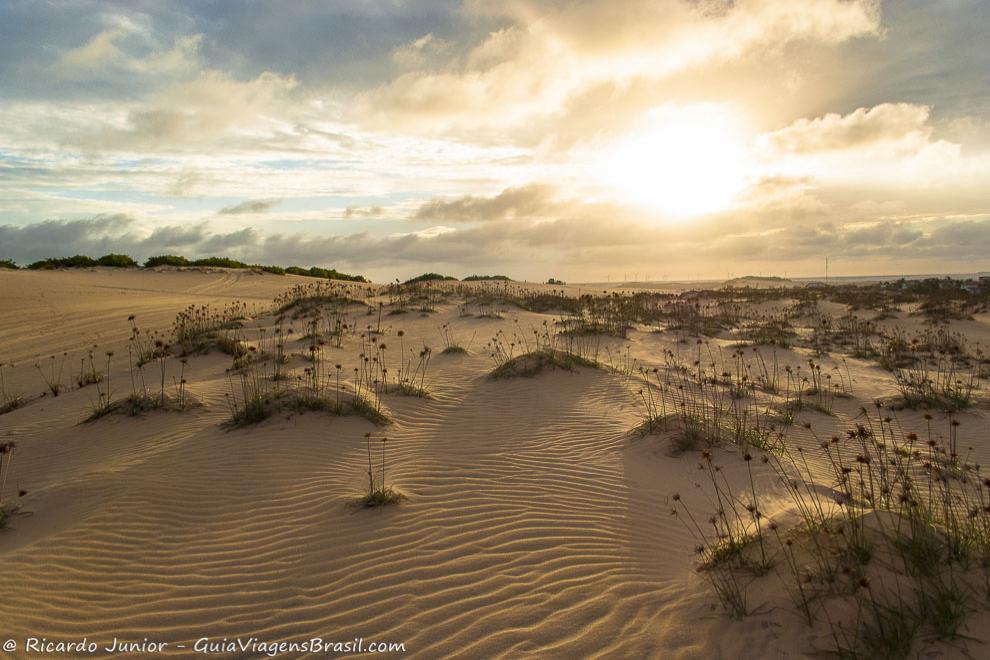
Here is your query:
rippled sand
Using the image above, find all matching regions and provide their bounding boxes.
[2,267,989,658]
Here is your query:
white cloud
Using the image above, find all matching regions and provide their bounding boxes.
[360,0,881,135]
[59,20,202,79]
[754,102,986,188]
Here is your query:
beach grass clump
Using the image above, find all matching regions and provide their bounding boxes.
[361,486,404,507]
[85,351,194,422]
[0,397,23,416]
[438,322,472,355]
[486,320,603,378]
[388,382,432,398]
[359,432,404,507]
[224,341,392,428]
[894,357,977,411]
[127,315,172,365]
[74,350,103,388]
[490,348,598,378]
[673,406,990,656]
[0,441,24,528]
[171,302,249,356]
[635,346,788,455]
[273,280,371,316]
[347,393,392,425]
[34,353,67,396]
[84,391,188,422]
[0,362,24,415]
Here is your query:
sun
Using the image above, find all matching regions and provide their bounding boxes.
[595,104,750,219]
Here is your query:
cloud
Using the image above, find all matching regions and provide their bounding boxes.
[58,18,202,80]
[749,102,990,199]
[74,70,300,152]
[2,203,990,281]
[760,103,941,154]
[391,33,451,70]
[413,184,558,222]
[343,205,384,219]
[218,199,281,215]
[360,0,881,136]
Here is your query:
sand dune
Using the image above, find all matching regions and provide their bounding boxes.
[1,268,989,658]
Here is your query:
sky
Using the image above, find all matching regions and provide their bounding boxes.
[1,0,989,282]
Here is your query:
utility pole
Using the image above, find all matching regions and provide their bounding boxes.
[825,256,830,283]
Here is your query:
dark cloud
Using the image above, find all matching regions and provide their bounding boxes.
[413,184,558,222]
[218,199,281,215]
[4,207,990,280]
[343,205,384,219]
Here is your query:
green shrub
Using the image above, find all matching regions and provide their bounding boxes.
[404,272,457,285]
[462,274,512,281]
[286,265,367,282]
[27,255,98,269]
[144,255,191,267]
[96,253,138,267]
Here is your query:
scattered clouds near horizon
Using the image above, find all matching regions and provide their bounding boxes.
[4,205,990,281]
[1,0,989,280]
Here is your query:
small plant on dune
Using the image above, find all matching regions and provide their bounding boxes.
[347,393,392,425]
[669,450,772,619]
[128,315,171,366]
[34,353,67,396]
[216,333,247,358]
[0,441,25,527]
[0,362,24,415]
[391,344,433,398]
[225,358,276,426]
[437,323,472,355]
[86,351,116,419]
[74,349,103,389]
[360,432,403,507]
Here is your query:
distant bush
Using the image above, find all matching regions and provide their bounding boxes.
[286,266,367,282]
[144,255,191,267]
[546,278,565,285]
[189,256,248,269]
[28,252,364,281]
[28,254,137,269]
[0,259,17,270]
[462,274,512,281]
[96,253,138,268]
[404,273,457,285]
[27,255,98,269]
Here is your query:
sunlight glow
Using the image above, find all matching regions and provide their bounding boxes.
[596,104,750,219]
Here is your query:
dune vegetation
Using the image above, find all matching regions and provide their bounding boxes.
[1,267,989,657]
